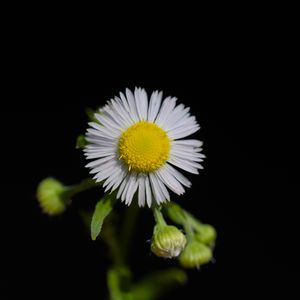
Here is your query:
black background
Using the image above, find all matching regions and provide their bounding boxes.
[2,58,298,298]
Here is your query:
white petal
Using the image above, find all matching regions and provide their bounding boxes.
[171,145,204,155]
[119,92,131,112]
[149,173,165,205]
[103,169,122,191]
[135,87,148,121]
[85,135,116,145]
[93,165,119,183]
[170,156,203,170]
[154,173,170,201]
[126,88,139,122]
[122,174,137,204]
[101,102,126,128]
[156,166,186,195]
[168,156,200,174]
[84,143,116,151]
[102,164,126,189]
[163,104,190,130]
[85,149,116,159]
[155,97,177,127]
[84,145,116,153]
[171,153,204,162]
[168,125,200,140]
[145,176,152,208]
[111,169,128,192]
[94,113,122,131]
[85,155,115,168]
[164,163,192,188]
[111,97,134,126]
[91,159,119,177]
[121,175,133,202]
[172,139,203,148]
[171,146,205,159]
[148,91,163,122]
[167,116,197,133]
[87,127,119,139]
[84,147,116,155]
[125,175,138,205]
[138,175,146,207]
[117,175,129,199]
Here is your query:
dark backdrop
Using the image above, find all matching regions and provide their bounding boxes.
[2,78,298,299]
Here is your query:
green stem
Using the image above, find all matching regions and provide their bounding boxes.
[62,178,100,201]
[107,267,125,300]
[164,203,195,240]
[182,214,195,241]
[153,206,167,226]
[104,214,134,300]
[121,202,140,263]
[163,203,186,225]
[102,219,124,267]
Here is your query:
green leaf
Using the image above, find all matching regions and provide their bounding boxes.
[91,194,116,240]
[76,135,87,149]
[85,107,99,123]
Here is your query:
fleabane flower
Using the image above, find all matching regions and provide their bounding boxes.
[84,88,205,207]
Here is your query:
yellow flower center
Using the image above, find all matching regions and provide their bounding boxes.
[118,121,171,173]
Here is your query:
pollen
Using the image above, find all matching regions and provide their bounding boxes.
[118,121,171,173]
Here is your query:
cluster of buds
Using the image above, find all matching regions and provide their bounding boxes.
[151,205,217,269]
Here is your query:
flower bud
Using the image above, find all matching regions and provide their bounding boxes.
[37,178,67,216]
[179,241,212,268]
[151,225,187,259]
[194,224,217,246]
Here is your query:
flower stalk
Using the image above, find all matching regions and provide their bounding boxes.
[62,178,100,199]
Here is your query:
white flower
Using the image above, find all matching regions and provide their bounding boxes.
[84,88,205,207]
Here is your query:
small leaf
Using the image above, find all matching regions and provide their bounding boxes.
[91,194,116,240]
[85,107,99,123]
[76,135,87,149]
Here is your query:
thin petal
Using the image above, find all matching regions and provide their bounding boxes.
[168,156,200,174]
[164,163,192,188]
[145,176,152,208]
[172,139,203,148]
[154,173,170,201]
[126,88,139,122]
[155,97,177,127]
[168,124,200,140]
[149,173,165,205]
[135,87,148,121]
[85,155,115,168]
[125,174,138,205]
[148,91,163,122]
[156,166,186,195]
[138,175,146,207]
[117,175,129,199]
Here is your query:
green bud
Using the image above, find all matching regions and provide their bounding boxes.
[36,178,67,216]
[194,224,217,246]
[151,225,187,259]
[179,241,213,268]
